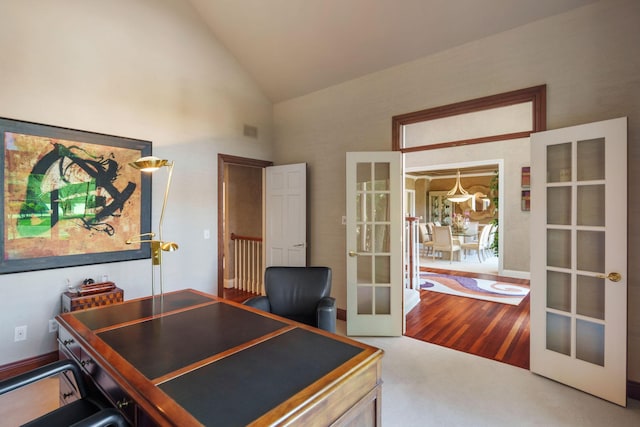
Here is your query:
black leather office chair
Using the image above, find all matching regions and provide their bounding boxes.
[244,266,336,333]
[0,359,128,427]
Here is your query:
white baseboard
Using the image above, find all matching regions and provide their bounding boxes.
[501,269,530,280]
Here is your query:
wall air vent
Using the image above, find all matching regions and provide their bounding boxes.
[243,124,258,139]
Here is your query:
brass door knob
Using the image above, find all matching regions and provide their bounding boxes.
[348,251,358,257]
[597,272,622,282]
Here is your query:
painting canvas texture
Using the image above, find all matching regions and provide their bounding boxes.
[1,118,151,273]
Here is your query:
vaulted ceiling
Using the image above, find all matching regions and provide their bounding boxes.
[186,0,597,102]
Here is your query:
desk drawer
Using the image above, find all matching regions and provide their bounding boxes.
[58,326,82,361]
[59,370,81,405]
[58,325,136,424]
[81,353,136,423]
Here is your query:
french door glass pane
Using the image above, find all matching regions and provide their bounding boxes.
[547,229,571,268]
[357,254,371,284]
[547,312,571,355]
[577,230,605,272]
[547,270,571,312]
[577,275,605,320]
[374,163,389,190]
[547,187,571,225]
[357,286,373,314]
[547,143,572,182]
[577,185,604,226]
[374,194,389,221]
[374,225,389,252]
[375,287,391,314]
[577,138,605,181]
[356,224,370,253]
[356,163,372,191]
[576,319,604,366]
[375,256,390,283]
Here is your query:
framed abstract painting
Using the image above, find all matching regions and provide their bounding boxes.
[0,117,151,274]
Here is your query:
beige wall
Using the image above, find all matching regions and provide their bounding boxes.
[0,0,273,365]
[273,0,640,381]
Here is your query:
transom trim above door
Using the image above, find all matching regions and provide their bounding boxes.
[392,85,546,152]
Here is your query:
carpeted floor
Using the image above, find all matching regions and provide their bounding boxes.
[338,321,640,426]
[420,272,530,305]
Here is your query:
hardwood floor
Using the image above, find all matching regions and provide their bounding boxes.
[222,288,258,303]
[0,378,59,426]
[405,267,530,369]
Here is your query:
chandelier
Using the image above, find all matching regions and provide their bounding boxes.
[446,170,473,202]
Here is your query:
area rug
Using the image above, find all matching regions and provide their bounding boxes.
[419,273,529,306]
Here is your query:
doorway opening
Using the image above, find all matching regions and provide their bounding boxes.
[217,154,272,299]
[406,161,502,276]
[403,160,531,369]
[393,86,546,368]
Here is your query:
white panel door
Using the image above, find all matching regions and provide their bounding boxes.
[346,151,403,336]
[530,117,627,406]
[265,163,307,267]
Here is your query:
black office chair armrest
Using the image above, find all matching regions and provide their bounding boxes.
[316,296,336,333]
[0,359,87,398]
[243,296,271,312]
[70,408,128,427]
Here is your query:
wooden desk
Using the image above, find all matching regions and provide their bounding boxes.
[56,289,383,426]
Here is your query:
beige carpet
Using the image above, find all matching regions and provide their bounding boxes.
[338,321,640,426]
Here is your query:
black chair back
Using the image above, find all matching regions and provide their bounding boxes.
[265,266,331,318]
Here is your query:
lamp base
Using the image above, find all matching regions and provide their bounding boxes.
[150,241,162,265]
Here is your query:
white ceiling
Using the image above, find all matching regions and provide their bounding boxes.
[187,0,596,102]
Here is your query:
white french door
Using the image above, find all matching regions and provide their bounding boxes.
[346,152,403,336]
[265,163,307,267]
[530,117,627,406]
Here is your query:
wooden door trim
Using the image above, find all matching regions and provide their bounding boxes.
[392,85,547,152]
[217,154,272,297]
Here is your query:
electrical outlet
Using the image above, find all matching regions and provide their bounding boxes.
[14,325,27,342]
[49,319,58,333]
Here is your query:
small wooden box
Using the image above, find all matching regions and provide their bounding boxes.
[61,287,124,312]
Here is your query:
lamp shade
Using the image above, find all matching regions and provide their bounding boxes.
[130,156,168,172]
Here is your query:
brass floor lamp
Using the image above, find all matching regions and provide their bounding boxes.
[126,156,178,297]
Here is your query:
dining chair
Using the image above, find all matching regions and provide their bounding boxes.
[466,221,479,241]
[431,225,461,262]
[461,223,492,262]
[418,223,433,256]
[484,223,497,259]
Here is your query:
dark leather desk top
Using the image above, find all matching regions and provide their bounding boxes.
[60,289,376,426]
[160,327,362,426]
[71,290,213,330]
[97,302,288,380]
